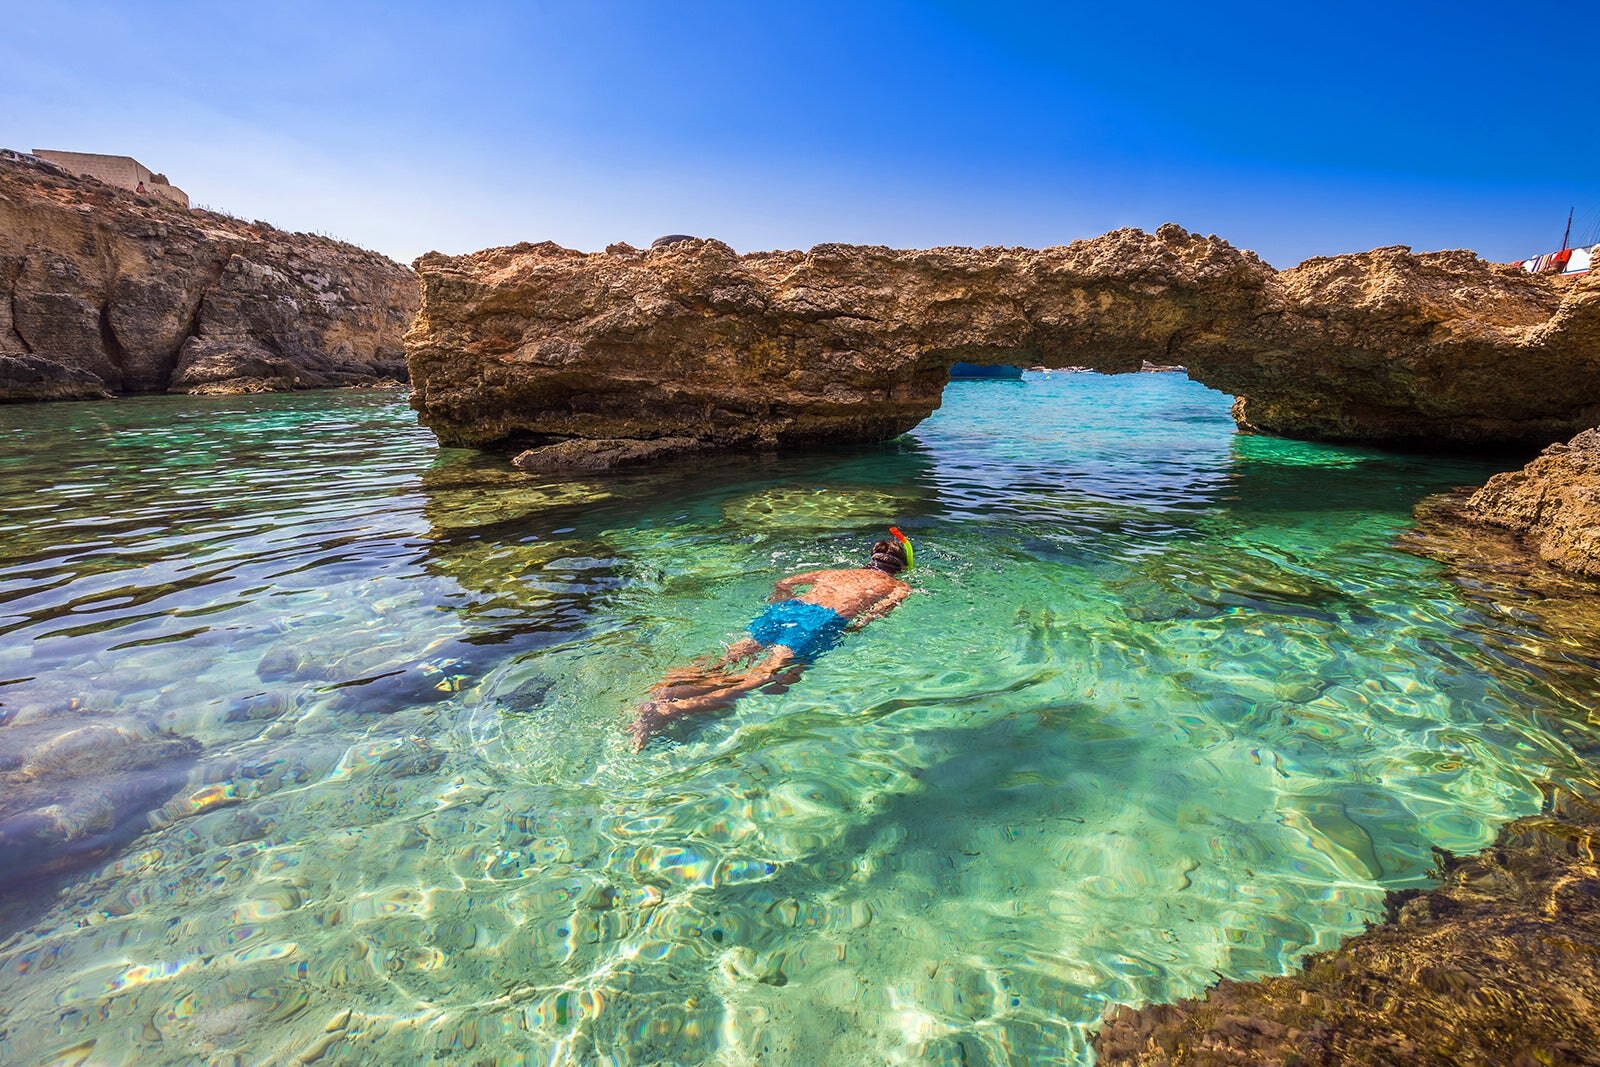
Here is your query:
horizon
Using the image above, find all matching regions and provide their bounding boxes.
[5,1,1598,269]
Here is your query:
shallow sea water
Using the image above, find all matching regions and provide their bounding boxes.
[1,374,1598,1065]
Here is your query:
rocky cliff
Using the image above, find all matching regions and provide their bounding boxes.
[0,149,417,399]
[405,229,1599,466]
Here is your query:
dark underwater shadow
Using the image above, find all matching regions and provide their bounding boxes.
[0,711,202,939]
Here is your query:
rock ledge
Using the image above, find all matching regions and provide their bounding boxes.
[1448,427,1600,577]
[1094,786,1600,1066]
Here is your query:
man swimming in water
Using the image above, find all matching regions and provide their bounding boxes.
[631,529,915,748]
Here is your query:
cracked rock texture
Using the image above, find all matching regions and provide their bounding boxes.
[0,149,417,399]
[406,230,1600,464]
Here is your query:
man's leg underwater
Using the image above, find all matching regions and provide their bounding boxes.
[633,646,803,747]
[658,638,767,685]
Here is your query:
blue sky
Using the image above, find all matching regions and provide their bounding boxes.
[4,1,1596,267]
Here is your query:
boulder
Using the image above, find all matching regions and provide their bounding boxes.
[0,353,111,400]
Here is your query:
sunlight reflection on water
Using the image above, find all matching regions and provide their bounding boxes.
[0,377,1595,1065]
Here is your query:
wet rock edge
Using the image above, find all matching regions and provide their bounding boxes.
[1094,492,1600,1066]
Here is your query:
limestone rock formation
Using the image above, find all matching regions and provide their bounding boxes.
[1093,786,1600,1066]
[1440,427,1600,578]
[0,149,418,399]
[0,353,111,401]
[406,229,1599,463]
[511,435,703,472]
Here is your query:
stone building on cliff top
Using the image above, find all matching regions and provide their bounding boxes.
[31,148,189,208]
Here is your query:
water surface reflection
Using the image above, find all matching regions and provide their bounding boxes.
[0,378,1594,1066]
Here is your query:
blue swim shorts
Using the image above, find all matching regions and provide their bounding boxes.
[747,599,848,662]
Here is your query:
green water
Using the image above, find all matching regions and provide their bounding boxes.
[0,375,1596,1065]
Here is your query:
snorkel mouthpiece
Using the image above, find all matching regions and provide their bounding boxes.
[889,526,914,571]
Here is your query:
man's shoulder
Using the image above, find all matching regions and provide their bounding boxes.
[801,568,903,588]
[790,567,847,581]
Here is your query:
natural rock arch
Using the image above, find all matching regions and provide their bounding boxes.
[405,226,1600,468]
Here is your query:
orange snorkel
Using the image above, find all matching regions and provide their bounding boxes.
[888,526,914,571]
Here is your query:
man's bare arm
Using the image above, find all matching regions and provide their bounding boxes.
[847,584,911,629]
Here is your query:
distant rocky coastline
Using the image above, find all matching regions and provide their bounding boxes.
[405,230,1598,469]
[0,149,417,400]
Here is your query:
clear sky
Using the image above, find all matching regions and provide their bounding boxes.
[4,0,1597,268]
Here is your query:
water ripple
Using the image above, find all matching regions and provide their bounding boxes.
[0,379,1595,1065]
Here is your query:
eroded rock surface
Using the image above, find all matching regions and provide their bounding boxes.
[511,435,704,472]
[1094,786,1600,1067]
[0,352,111,401]
[407,230,1599,460]
[1437,426,1600,578]
[0,149,418,398]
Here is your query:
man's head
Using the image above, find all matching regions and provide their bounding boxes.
[868,538,907,575]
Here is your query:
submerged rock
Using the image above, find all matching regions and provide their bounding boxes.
[0,714,201,890]
[511,435,703,472]
[1094,786,1600,1066]
[406,229,1599,464]
[0,148,418,399]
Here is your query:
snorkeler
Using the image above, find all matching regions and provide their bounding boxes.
[631,529,916,748]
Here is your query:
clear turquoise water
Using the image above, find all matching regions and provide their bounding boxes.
[0,374,1596,1065]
